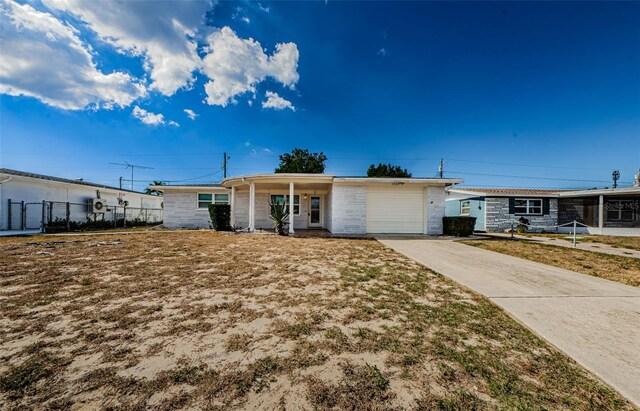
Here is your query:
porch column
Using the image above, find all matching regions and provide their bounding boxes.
[249,182,256,232]
[230,186,236,227]
[598,194,604,232]
[289,181,295,234]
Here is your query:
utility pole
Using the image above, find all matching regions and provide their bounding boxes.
[109,162,154,191]
[222,152,230,178]
[438,159,444,178]
[612,170,620,189]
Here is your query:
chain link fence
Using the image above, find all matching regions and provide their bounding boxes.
[6,199,162,232]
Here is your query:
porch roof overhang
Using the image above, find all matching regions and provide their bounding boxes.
[221,173,335,188]
[558,187,640,198]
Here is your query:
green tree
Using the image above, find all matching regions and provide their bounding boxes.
[275,148,327,173]
[145,181,164,196]
[367,163,412,178]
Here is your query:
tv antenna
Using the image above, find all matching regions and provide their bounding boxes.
[612,170,620,189]
[109,161,154,191]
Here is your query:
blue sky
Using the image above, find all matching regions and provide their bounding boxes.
[1,0,639,191]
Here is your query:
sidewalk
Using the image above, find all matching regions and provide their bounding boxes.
[378,238,640,406]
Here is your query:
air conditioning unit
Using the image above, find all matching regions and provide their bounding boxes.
[90,198,108,213]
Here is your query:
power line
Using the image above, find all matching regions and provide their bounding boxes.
[446,170,610,183]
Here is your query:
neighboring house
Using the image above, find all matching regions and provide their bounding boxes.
[151,173,463,235]
[0,168,163,230]
[446,186,640,235]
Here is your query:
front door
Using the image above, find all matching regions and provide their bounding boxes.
[308,196,322,228]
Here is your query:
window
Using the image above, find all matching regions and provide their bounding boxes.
[270,194,300,215]
[214,194,229,204]
[460,200,471,215]
[514,198,543,215]
[197,193,229,209]
[197,193,212,209]
[606,200,636,221]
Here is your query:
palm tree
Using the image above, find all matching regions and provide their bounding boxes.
[269,201,290,236]
[145,181,164,196]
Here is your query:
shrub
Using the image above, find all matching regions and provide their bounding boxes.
[442,216,476,237]
[269,202,290,236]
[208,204,232,231]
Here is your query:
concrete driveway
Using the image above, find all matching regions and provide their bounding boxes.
[378,238,640,406]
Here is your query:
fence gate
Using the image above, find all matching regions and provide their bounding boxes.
[25,202,44,230]
[7,200,43,231]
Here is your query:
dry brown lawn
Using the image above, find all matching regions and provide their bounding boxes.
[0,232,633,410]
[462,238,640,287]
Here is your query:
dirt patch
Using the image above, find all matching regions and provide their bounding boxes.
[0,232,633,409]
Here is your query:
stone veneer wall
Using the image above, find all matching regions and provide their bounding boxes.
[163,192,212,229]
[425,186,445,235]
[485,197,558,232]
[330,185,367,234]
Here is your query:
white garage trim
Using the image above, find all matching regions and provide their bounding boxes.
[366,185,425,233]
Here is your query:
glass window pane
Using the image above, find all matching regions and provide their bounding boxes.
[198,202,210,209]
[214,194,229,204]
[515,199,527,207]
[621,210,633,220]
[529,199,542,207]
[515,207,527,214]
[198,193,212,201]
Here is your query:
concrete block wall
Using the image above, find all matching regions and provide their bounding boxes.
[234,191,310,231]
[163,192,211,229]
[425,186,445,235]
[324,187,333,232]
[234,192,249,229]
[330,185,367,234]
[485,197,558,232]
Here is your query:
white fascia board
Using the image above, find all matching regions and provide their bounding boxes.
[149,185,228,192]
[333,177,463,186]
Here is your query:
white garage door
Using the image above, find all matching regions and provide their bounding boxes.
[366,186,424,233]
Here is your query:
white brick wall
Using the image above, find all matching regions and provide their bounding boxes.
[425,186,445,235]
[331,185,367,234]
[163,192,212,229]
[234,192,249,229]
[325,187,333,232]
[234,191,310,231]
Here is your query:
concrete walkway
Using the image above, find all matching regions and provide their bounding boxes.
[482,232,640,259]
[378,238,640,406]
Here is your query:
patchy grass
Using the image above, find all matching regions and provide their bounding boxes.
[0,232,634,409]
[523,233,640,251]
[462,238,640,287]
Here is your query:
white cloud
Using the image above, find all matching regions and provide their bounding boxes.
[183,108,198,120]
[257,3,270,13]
[377,48,387,57]
[44,0,213,96]
[132,105,178,126]
[201,26,299,106]
[0,0,145,110]
[262,91,295,111]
